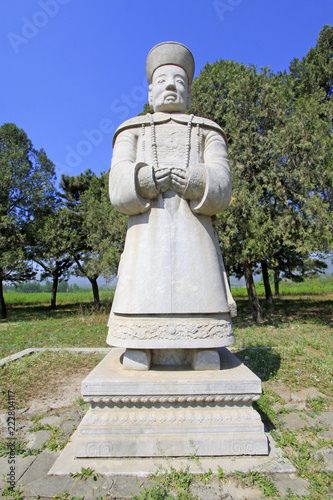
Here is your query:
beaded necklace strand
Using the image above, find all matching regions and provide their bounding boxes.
[146,113,195,171]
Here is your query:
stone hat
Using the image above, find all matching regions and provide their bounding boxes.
[146,42,195,84]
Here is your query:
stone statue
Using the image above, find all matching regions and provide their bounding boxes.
[107,42,237,369]
[73,43,267,461]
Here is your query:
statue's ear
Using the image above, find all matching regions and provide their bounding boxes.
[187,85,191,109]
[148,84,153,107]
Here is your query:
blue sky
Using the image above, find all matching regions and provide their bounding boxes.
[1,0,331,185]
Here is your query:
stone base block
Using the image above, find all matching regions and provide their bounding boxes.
[122,349,152,370]
[75,348,269,458]
[191,348,221,370]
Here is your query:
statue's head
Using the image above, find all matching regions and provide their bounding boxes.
[146,42,195,113]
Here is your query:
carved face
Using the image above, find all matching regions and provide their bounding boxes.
[149,64,190,113]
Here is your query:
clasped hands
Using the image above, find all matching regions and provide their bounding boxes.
[154,166,188,195]
[136,162,205,200]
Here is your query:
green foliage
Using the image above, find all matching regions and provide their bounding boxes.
[60,170,127,310]
[197,468,213,484]
[70,466,102,481]
[0,439,27,457]
[39,426,69,452]
[0,289,332,498]
[190,26,333,318]
[0,351,105,408]
[290,24,333,100]
[134,467,195,500]
[234,470,279,497]
[232,274,333,297]
[0,122,56,318]
[308,395,329,413]
[30,206,75,309]
[52,494,84,500]
[238,348,281,381]
[1,483,24,499]
[217,465,227,482]
[307,470,333,499]
[78,171,127,282]
[134,483,174,500]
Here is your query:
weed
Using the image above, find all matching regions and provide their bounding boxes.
[75,396,86,406]
[29,422,51,432]
[52,493,84,500]
[271,429,300,450]
[23,447,41,456]
[32,415,42,424]
[187,440,201,465]
[37,425,69,452]
[197,468,213,484]
[309,423,329,436]
[308,396,329,413]
[1,483,24,499]
[234,470,279,497]
[0,439,27,457]
[217,465,227,482]
[308,470,333,498]
[138,467,196,499]
[135,484,173,500]
[133,483,174,500]
[69,466,102,481]
[161,467,194,491]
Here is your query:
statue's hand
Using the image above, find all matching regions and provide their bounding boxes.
[171,168,189,195]
[183,166,206,200]
[155,168,171,193]
[136,163,158,199]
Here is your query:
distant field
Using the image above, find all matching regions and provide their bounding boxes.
[231,275,333,296]
[3,289,115,305]
[1,276,332,366]
[3,275,333,305]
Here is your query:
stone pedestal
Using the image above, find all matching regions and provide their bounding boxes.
[75,348,268,458]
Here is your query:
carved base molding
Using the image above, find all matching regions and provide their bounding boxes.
[107,312,235,349]
[74,348,269,458]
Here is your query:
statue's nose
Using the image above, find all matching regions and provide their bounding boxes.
[166,83,176,90]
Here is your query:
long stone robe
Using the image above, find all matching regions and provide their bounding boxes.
[107,112,236,349]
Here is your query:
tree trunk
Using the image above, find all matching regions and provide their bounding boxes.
[274,270,280,297]
[261,260,274,305]
[90,276,100,311]
[51,270,59,310]
[244,261,264,323]
[0,273,7,319]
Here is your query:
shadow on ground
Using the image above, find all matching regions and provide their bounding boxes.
[233,295,333,329]
[4,299,114,323]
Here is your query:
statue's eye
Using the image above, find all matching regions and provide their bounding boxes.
[157,78,165,84]
[177,79,185,85]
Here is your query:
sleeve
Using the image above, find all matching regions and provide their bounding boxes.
[109,128,156,216]
[190,129,232,216]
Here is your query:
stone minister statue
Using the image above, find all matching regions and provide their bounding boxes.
[107,41,237,369]
[73,42,267,460]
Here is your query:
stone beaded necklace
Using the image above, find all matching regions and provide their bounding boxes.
[146,113,195,171]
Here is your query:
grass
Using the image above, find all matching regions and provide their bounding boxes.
[3,289,115,305]
[0,277,332,499]
[134,467,195,500]
[231,274,333,297]
[70,466,102,481]
[0,299,113,359]
[0,351,104,409]
[232,294,333,397]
